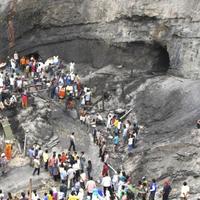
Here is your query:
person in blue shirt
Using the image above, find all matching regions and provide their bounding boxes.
[149,179,157,200]
[43,193,48,200]
[113,135,119,152]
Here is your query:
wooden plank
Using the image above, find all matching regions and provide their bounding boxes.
[0,118,14,141]
[119,109,133,121]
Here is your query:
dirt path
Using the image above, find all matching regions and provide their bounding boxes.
[51,103,103,180]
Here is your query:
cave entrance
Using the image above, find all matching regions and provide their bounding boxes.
[24,39,170,73]
[25,51,41,61]
[151,43,170,73]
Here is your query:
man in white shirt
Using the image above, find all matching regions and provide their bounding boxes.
[102,173,113,198]
[10,75,15,91]
[180,182,190,200]
[67,166,75,189]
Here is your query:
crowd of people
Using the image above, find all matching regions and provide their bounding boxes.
[0,52,191,200]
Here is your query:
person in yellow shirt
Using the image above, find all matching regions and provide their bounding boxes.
[114,119,119,128]
[47,190,53,200]
[43,149,49,171]
[68,191,79,200]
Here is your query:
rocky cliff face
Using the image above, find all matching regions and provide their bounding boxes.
[0,0,200,77]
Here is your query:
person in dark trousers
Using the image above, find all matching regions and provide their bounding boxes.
[32,157,40,176]
[149,179,157,200]
[68,132,76,151]
[80,151,86,171]
[162,180,172,200]
[86,160,92,179]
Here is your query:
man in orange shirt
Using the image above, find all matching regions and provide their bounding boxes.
[20,56,26,71]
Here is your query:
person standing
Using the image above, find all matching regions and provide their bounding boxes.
[162,180,172,200]
[68,132,76,152]
[68,191,79,200]
[113,134,119,152]
[13,51,19,68]
[66,165,75,189]
[7,192,13,200]
[43,149,49,171]
[86,160,92,180]
[180,182,189,200]
[32,157,40,176]
[86,177,96,200]
[102,162,109,177]
[128,134,134,154]
[20,192,28,200]
[0,190,4,200]
[100,141,106,162]
[101,173,113,198]
[21,92,28,109]
[149,179,157,200]
[80,151,86,172]
[0,153,8,175]
[43,193,48,200]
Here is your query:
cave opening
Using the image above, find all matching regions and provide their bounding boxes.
[151,42,170,73]
[20,39,170,74]
[24,51,41,61]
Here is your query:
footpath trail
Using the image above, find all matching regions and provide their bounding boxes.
[51,101,103,180]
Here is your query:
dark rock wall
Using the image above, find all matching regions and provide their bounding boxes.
[0,0,197,77]
[2,0,192,74]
